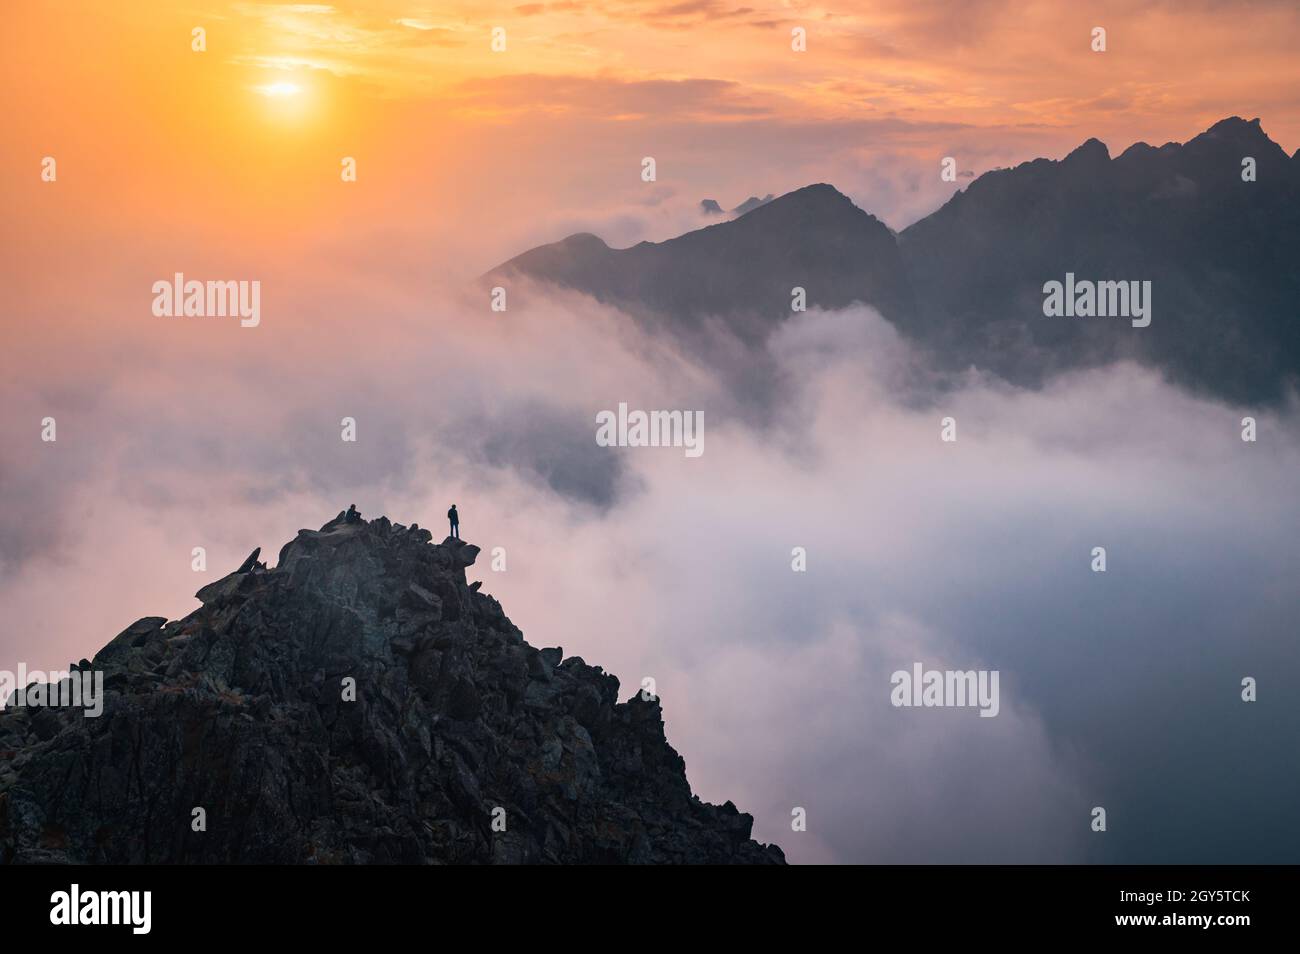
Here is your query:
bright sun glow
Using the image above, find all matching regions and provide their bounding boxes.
[257,81,301,97]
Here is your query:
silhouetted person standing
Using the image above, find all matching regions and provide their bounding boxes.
[447,504,459,540]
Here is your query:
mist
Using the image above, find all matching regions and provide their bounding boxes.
[3,272,1298,863]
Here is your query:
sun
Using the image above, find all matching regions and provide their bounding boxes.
[248,74,319,128]
[257,81,302,98]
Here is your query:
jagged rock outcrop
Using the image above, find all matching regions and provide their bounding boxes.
[0,515,784,864]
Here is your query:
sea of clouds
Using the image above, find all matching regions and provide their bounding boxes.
[4,266,1299,863]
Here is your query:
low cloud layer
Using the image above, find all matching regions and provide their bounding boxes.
[3,276,1298,863]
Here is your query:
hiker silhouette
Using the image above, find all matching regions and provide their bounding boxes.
[447,504,459,540]
[345,504,361,524]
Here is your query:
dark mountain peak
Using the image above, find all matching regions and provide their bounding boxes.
[898,115,1300,405]
[700,194,775,217]
[488,231,615,293]
[485,181,912,366]
[557,231,608,250]
[1058,117,1289,173]
[1063,136,1111,168]
[1199,115,1267,143]
[1185,115,1290,165]
[1117,140,1154,161]
[761,182,856,213]
[487,115,1298,407]
[707,183,886,236]
[0,512,785,864]
[731,193,775,215]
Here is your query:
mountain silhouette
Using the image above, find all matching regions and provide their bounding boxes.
[700,194,775,216]
[732,194,775,215]
[0,514,785,864]
[492,183,914,347]
[900,116,1300,402]
[490,183,913,406]
[490,117,1300,404]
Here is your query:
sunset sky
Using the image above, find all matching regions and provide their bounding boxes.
[6,0,1300,291]
[5,2,1300,864]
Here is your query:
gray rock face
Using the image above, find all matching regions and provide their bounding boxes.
[0,515,784,864]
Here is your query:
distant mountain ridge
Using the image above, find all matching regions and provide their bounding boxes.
[490,117,1300,404]
[899,116,1300,402]
[496,183,912,346]
[701,194,774,216]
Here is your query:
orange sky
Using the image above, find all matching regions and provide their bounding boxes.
[5,0,1300,323]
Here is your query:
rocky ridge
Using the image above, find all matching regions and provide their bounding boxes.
[0,513,784,864]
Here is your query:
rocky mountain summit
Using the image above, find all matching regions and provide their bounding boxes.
[0,514,784,864]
